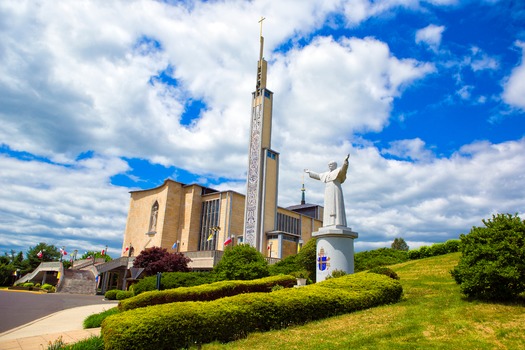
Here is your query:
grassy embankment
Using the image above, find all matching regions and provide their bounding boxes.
[200,252,525,350]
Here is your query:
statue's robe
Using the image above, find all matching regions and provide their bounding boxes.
[308,161,348,227]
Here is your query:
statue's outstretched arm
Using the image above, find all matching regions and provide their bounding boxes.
[305,169,321,180]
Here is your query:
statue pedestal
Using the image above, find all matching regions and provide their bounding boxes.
[313,226,358,282]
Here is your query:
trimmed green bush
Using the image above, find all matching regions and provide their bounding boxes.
[132,271,217,295]
[119,275,296,311]
[368,266,400,280]
[102,273,402,350]
[116,290,134,300]
[104,289,119,300]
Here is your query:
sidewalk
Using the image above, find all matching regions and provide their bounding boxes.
[0,304,117,350]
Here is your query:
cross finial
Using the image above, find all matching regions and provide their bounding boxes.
[259,16,265,38]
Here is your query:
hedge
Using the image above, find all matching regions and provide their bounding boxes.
[119,275,296,311]
[132,271,218,295]
[102,273,402,350]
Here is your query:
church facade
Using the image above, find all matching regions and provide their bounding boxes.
[120,21,323,269]
[121,179,323,269]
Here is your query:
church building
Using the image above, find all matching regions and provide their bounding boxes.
[120,21,323,269]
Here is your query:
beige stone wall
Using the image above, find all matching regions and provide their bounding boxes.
[121,179,322,261]
[180,185,203,252]
[121,181,179,256]
[282,239,298,258]
[263,154,278,251]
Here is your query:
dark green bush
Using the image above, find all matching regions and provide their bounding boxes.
[119,275,296,311]
[104,289,119,300]
[326,269,347,279]
[354,248,409,272]
[444,239,460,253]
[451,213,525,301]
[58,335,104,349]
[368,266,400,280]
[84,308,120,329]
[269,254,300,275]
[132,271,217,295]
[214,244,269,280]
[102,273,402,350]
[295,238,317,282]
[116,291,134,300]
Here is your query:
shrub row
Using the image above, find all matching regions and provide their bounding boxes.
[354,240,461,272]
[407,239,460,260]
[102,273,402,350]
[132,271,217,295]
[119,275,297,311]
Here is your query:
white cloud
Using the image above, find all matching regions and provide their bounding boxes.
[0,154,130,255]
[381,138,434,162]
[502,41,525,110]
[341,138,525,249]
[0,0,522,256]
[415,24,446,52]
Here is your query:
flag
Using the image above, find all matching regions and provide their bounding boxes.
[171,242,178,250]
[207,233,213,241]
[101,249,105,256]
[37,250,43,259]
[60,248,67,256]
[223,237,232,246]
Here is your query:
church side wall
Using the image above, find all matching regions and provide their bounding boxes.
[121,184,173,256]
[180,185,203,252]
[159,182,183,252]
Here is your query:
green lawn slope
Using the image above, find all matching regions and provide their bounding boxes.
[201,252,525,349]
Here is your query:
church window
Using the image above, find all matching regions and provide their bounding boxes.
[276,213,300,235]
[199,199,220,251]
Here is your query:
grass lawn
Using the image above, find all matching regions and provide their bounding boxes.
[201,253,525,349]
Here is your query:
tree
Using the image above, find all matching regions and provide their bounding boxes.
[26,243,61,269]
[451,213,525,301]
[213,244,269,280]
[81,251,112,262]
[132,247,191,276]
[391,237,409,251]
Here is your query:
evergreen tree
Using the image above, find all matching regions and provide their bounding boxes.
[214,244,269,280]
[451,213,525,301]
[26,243,61,269]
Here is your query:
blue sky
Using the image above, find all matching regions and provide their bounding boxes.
[0,0,524,258]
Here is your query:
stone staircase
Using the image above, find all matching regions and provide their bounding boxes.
[57,269,96,294]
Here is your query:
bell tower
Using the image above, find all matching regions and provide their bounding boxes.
[243,17,279,253]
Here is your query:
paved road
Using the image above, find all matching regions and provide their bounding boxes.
[0,291,115,333]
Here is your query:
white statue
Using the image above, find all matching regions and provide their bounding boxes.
[305,154,349,227]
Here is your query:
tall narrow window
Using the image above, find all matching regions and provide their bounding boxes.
[199,199,220,251]
[149,201,159,233]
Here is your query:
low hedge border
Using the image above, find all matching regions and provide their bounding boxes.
[118,275,297,311]
[102,273,402,350]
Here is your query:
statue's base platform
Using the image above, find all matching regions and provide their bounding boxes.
[314,225,358,282]
[313,226,358,238]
